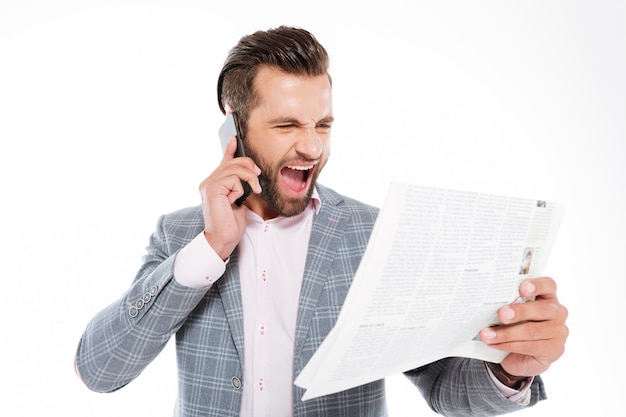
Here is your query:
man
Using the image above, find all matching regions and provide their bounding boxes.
[75,26,569,417]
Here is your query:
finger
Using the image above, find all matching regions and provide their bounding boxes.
[520,277,557,300]
[481,325,568,365]
[199,162,261,202]
[481,319,554,346]
[216,154,262,195]
[497,278,566,325]
[229,161,262,194]
[224,175,249,205]
[214,168,261,201]
[497,298,566,325]
[221,135,239,161]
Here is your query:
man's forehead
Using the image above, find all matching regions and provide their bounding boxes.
[252,67,333,119]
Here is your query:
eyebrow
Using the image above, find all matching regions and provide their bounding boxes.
[267,116,335,125]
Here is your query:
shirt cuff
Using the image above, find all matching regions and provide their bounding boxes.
[173,232,227,289]
[486,366,534,406]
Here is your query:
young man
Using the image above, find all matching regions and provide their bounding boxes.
[75,26,569,417]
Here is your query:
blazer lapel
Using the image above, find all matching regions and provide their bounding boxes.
[293,187,349,359]
[215,248,246,365]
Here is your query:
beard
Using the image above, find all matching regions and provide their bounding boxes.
[245,143,324,217]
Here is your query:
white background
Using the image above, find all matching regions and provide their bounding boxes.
[1,1,624,415]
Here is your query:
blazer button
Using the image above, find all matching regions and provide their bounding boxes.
[231,376,242,390]
[129,306,139,317]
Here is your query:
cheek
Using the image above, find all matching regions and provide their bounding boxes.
[322,137,331,157]
[247,139,281,168]
[317,143,331,173]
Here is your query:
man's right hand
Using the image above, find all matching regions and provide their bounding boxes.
[198,135,261,260]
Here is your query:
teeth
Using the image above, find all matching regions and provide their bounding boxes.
[287,165,313,171]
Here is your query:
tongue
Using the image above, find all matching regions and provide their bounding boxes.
[281,167,304,190]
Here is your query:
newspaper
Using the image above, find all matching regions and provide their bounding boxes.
[295,182,564,400]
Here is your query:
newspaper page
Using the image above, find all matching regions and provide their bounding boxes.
[295,182,564,400]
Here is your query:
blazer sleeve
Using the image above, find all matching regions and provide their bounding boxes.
[75,209,209,393]
[404,357,547,416]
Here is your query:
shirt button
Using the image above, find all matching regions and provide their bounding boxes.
[231,376,241,389]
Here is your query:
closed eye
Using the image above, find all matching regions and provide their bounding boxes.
[316,123,332,131]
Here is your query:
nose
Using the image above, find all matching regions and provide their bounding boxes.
[295,126,323,160]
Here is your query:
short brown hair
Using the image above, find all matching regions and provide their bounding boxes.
[217,26,330,136]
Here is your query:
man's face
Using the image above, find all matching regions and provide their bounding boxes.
[243,65,333,219]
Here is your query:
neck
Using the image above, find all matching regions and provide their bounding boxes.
[244,196,280,221]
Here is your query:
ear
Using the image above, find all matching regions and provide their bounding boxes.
[224,103,234,113]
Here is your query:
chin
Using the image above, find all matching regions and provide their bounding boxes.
[276,194,313,218]
[265,184,315,218]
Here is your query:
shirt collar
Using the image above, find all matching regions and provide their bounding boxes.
[310,187,321,215]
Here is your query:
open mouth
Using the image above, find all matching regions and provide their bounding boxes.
[280,163,316,193]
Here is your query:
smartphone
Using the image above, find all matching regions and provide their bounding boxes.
[218,112,253,206]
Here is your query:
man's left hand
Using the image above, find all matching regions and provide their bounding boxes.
[480,277,569,377]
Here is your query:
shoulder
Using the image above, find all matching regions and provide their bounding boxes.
[155,205,204,241]
[160,205,203,224]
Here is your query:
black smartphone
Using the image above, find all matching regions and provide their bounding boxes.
[218,112,253,206]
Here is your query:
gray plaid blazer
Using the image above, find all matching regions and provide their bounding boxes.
[76,184,545,416]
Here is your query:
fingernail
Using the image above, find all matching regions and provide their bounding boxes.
[482,329,497,340]
[522,281,536,295]
[501,306,515,321]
